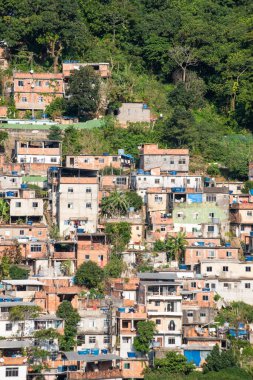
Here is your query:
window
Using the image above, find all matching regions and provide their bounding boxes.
[155,301,160,306]
[116,177,127,185]
[168,337,176,345]
[171,179,175,184]
[86,202,92,208]
[122,337,131,343]
[124,363,130,369]
[103,336,110,344]
[245,283,251,289]
[21,96,27,102]
[211,283,216,289]
[112,156,118,162]
[191,282,196,288]
[31,244,42,252]
[99,158,104,163]
[155,179,160,184]
[68,188,73,193]
[200,312,206,317]
[89,336,96,344]
[196,251,201,257]
[178,159,186,165]
[223,266,229,272]
[35,80,42,86]
[241,225,245,231]
[84,158,90,163]
[205,283,210,288]
[45,81,50,87]
[208,250,215,258]
[223,283,229,288]
[156,319,161,325]
[170,160,174,164]
[203,295,209,301]
[85,255,90,260]
[104,319,109,327]
[187,312,193,317]
[206,195,216,202]
[50,157,57,163]
[15,202,21,208]
[161,226,166,232]
[38,96,44,103]
[67,203,73,209]
[208,226,215,232]
[155,195,162,203]
[32,202,38,208]
[6,323,12,331]
[247,211,252,216]
[187,179,190,184]
[6,368,19,377]
[19,230,24,235]
[226,251,232,257]
[207,266,212,272]
[246,267,251,272]
[209,212,214,218]
[169,320,175,331]
[86,188,92,193]
[18,80,24,87]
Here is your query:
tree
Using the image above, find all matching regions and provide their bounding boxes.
[101,191,130,217]
[125,191,143,211]
[146,351,195,376]
[34,328,60,340]
[154,233,187,263]
[62,126,83,156]
[9,265,29,280]
[60,260,72,276]
[104,254,124,278]
[215,301,253,325]
[47,125,62,141]
[74,261,104,289]
[0,199,9,223]
[133,320,156,354]
[66,66,101,120]
[56,301,80,351]
[0,255,10,279]
[203,344,238,373]
[241,181,253,194]
[105,222,131,253]
[168,46,198,83]
[45,98,65,120]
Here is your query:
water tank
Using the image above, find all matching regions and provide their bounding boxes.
[6,191,15,197]
[143,104,148,109]
[12,171,18,176]
[179,264,187,270]
[118,149,124,155]
[91,349,99,355]
[137,169,144,175]
[27,221,33,226]
[245,256,253,262]
[49,167,59,172]
[21,184,28,189]
[144,171,151,175]
[101,349,108,355]
[225,242,231,247]
[127,352,136,358]
[118,307,126,313]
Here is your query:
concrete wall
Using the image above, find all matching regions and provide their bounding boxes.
[10,198,43,217]
[117,103,150,126]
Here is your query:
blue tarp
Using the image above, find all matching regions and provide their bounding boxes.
[184,350,210,366]
[187,193,203,203]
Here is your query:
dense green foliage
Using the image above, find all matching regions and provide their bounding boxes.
[133,320,156,354]
[105,222,131,253]
[144,368,252,380]
[154,232,188,262]
[241,181,253,194]
[203,345,237,374]
[146,351,195,377]
[104,253,124,278]
[9,265,29,279]
[47,125,63,141]
[74,260,104,289]
[215,301,253,325]
[1,0,253,177]
[56,301,80,351]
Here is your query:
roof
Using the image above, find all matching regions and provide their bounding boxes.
[1,279,44,286]
[0,340,33,349]
[23,176,47,183]
[63,352,121,362]
[13,72,63,80]
[141,144,189,156]
[204,187,229,194]
[34,315,63,321]
[0,119,104,131]
[138,272,178,281]
[0,302,37,307]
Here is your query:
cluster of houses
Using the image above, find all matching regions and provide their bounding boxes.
[0,138,252,380]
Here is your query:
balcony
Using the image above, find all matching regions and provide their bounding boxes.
[68,369,122,379]
[147,292,181,299]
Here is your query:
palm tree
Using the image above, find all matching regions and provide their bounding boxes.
[0,199,9,223]
[101,191,129,217]
[165,232,187,263]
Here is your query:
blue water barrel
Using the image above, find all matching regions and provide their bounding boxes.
[169,171,177,175]
[198,242,205,247]
[225,243,231,247]
[12,171,18,176]
[21,184,28,189]
[118,307,126,313]
[77,228,84,233]
[127,352,136,358]
[78,349,90,355]
[137,169,144,175]
[101,349,108,354]
[143,104,148,109]
[172,187,185,193]
[179,264,187,270]
[91,349,99,355]
[245,256,253,262]
[144,171,151,175]
[6,191,15,197]
[49,167,59,172]
[27,221,33,225]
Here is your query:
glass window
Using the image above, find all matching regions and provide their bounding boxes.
[208,226,215,232]
[20,230,24,235]
[155,179,160,184]
[168,337,175,345]
[68,188,73,193]
[178,159,186,165]
[86,188,92,193]
[246,267,251,272]
[31,244,42,252]
[116,177,127,185]
[200,312,206,317]
[67,203,73,209]
[203,295,209,301]
[223,266,229,272]
[89,336,96,343]
[245,283,251,289]
[103,336,110,344]
[124,363,130,369]
[207,266,212,272]
[122,337,131,343]
[51,157,57,163]
[226,252,232,257]
[169,320,175,330]
[99,158,104,163]
[155,301,160,306]
[18,80,24,87]
[15,202,21,207]
[112,157,118,162]
[35,80,42,86]
[156,319,161,325]
[191,282,196,288]
[21,96,27,102]
[38,96,44,103]
[6,368,19,377]
[247,211,252,216]
[6,323,12,331]
[32,202,38,208]
[86,203,92,208]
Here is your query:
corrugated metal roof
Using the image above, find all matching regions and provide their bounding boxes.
[0,302,37,307]
[138,273,178,280]
[2,279,44,286]
[0,340,32,349]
